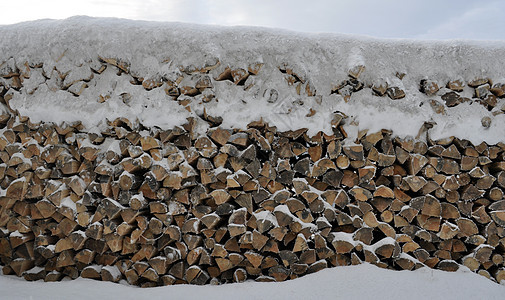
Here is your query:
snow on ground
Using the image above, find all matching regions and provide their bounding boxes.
[1,17,505,144]
[1,264,505,300]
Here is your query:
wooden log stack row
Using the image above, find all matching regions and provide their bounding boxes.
[0,108,504,286]
[3,54,504,127]
[422,78,505,111]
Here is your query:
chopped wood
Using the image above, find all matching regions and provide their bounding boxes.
[1,109,505,286]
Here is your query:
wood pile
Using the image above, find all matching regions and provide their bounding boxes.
[0,109,505,286]
[1,55,505,286]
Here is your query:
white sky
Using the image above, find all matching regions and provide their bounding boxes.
[0,0,504,40]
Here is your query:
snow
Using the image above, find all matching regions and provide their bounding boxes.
[1,16,504,144]
[274,205,317,231]
[105,138,121,154]
[105,198,125,210]
[1,263,505,300]
[24,267,44,274]
[253,210,279,227]
[328,231,358,246]
[364,237,397,252]
[9,177,26,184]
[59,197,76,212]
[9,230,23,238]
[84,265,102,273]
[73,230,86,238]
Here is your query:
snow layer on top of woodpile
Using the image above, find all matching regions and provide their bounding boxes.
[1,16,505,144]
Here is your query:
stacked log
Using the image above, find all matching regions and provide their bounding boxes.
[0,109,504,286]
[1,55,505,286]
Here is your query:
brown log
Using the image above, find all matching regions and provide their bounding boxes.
[9,259,35,276]
[489,187,503,201]
[6,177,28,200]
[471,205,491,224]
[55,250,75,268]
[140,136,160,151]
[407,154,428,175]
[128,194,147,211]
[85,222,103,240]
[101,266,121,283]
[461,184,485,201]
[495,269,505,283]
[81,266,101,279]
[403,176,427,192]
[490,211,505,227]
[34,199,56,218]
[119,171,141,190]
[349,187,372,202]
[421,195,441,217]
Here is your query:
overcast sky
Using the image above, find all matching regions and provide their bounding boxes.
[1,0,504,40]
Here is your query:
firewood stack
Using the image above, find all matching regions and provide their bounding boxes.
[1,53,505,286]
[0,109,504,286]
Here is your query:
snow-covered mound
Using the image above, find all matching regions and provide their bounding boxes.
[1,16,505,144]
[2,263,505,300]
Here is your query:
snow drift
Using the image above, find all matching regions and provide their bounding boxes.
[1,16,504,144]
